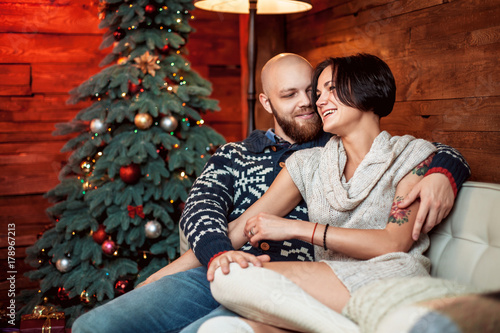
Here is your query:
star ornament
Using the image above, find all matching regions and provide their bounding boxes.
[134,51,161,76]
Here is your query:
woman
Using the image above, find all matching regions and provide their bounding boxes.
[199,54,437,333]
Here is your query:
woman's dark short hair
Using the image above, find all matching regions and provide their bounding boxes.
[311,53,396,118]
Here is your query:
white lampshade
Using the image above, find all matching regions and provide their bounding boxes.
[194,0,312,14]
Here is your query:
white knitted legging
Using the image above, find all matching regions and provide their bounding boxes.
[210,263,360,333]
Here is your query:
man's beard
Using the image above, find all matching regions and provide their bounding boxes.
[269,102,323,144]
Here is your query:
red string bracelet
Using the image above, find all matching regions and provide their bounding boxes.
[207,251,228,268]
[311,222,319,244]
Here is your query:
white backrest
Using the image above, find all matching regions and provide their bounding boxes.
[427,181,500,290]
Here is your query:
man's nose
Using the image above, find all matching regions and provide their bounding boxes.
[298,92,311,108]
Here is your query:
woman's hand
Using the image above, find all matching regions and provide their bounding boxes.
[244,213,298,247]
[207,250,270,282]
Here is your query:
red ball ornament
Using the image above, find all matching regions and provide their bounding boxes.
[178,202,185,211]
[114,279,131,295]
[58,287,70,301]
[119,164,141,184]
[102,240,117,255]
[113,27,125,41]
[160,44,169,54]
[128,79,142,94]
[145,4,156,15]
[92,225,108,244]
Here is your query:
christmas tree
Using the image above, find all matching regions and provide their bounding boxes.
[19,0,225,326]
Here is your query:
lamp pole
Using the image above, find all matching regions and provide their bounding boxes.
[247,0,257,134]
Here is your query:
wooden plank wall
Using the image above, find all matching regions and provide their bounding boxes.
[0,0,242,309]
[286,0,500,183]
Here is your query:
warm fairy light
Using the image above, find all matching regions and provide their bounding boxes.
[179,76,184,80]
[176,50,180,54]
[200,119,205,124]
[182,103,186,106]
[191,15,195,19]
[170,200,174,203]
[113,251,118,256]
[200,154,205,158]
[121,92,127,97]
[160,26,164,29]
[176,18,181,23]
[143,252,147,259]
[167,86,173,91]
[173,73,177,76]
[180,171,185,177]
[174,144,179,148]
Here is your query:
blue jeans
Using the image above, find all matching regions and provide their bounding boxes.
[72,266,221,333]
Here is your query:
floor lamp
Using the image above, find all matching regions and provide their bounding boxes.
[194,0,312,134]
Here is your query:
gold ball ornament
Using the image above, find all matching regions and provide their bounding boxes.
[80,290,90,303]
[134,113,153,130]
[80,161,92,174]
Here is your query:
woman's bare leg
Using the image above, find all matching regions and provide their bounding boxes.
[261,261,350,312]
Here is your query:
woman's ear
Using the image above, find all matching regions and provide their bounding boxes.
[259,93,273,115]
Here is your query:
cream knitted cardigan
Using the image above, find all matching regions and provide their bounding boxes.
[286,131,437,293]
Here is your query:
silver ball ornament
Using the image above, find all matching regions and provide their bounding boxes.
[145,220,162,239]
[56,257,71,272]
[90,118,107,134]
[160,115,178,132]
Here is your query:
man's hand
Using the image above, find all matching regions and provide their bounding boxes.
[207,250,270,282]
[398,173,454,241]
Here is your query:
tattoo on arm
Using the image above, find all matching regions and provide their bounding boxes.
[389,196,411,226]
[411,153,435,176]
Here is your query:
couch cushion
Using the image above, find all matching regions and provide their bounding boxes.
[426,181,500,290]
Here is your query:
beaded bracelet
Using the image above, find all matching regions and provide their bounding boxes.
[323,224,330,250]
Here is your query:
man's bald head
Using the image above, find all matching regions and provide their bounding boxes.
[261,53,312,96]
[258,53,321,144]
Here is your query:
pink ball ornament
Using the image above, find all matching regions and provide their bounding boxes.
[102,239,117,255]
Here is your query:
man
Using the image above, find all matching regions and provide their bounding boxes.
[72,53,470,333]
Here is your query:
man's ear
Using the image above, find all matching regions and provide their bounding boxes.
[259,93,273,115]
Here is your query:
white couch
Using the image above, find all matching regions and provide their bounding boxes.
[343,181,500,332]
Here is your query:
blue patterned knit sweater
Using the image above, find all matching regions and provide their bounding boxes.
[180,130,470,267]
